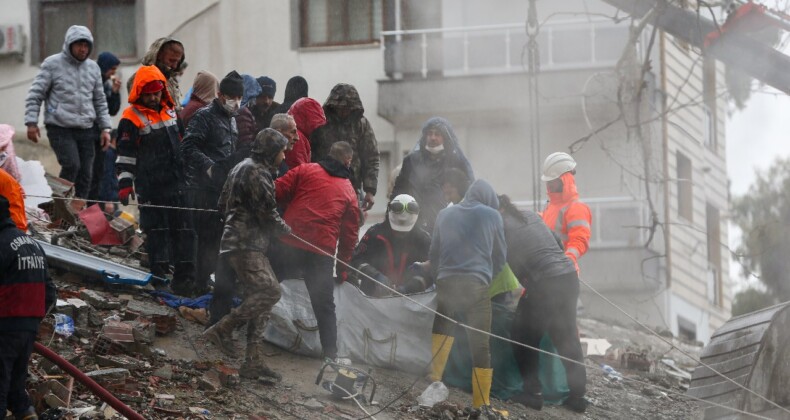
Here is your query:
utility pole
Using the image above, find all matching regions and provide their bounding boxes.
[526,0,542,211]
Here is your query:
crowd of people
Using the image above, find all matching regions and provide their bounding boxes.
[0,25,596,418]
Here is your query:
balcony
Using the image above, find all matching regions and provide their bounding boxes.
[377,18,633,123]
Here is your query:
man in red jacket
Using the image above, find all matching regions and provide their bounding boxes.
[274,141,361,362]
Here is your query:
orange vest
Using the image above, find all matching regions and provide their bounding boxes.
[542,172,591,265]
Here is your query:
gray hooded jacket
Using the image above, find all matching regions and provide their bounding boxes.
[25,25,111,130]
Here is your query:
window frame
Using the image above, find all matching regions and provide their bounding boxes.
[676,151,693,222]
[299,0,384,48]
[31,0,137,63]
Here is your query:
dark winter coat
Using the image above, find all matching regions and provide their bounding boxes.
[180,97,208,127]
[501,208,576,285]
[116,65,183,199]
[430,179,506,286]
[98,52,121,116]
[391,117,474,232]
[351,221,431,288]
[275,158,361,263]
[236,106,258,149]
[180,99,238,190]
[0,218,57,332]
[310,84,379,194]
[272,76,308,115]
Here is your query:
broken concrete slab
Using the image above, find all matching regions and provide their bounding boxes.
[80,289,121,310]
[199,370,221,392]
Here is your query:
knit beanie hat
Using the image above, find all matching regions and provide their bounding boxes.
[256,76,277,98]
[220,70,244,97]
[97,52,120,76]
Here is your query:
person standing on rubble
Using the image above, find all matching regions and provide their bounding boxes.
[203,129,290,381]
[24,25,112,200]
[498,194,588,413]
[427,179,506,416]
[180,71,244,297]
[116,65,196,295]
[0,194,57,420]
[273,141,361,364]
[540,152,591,272]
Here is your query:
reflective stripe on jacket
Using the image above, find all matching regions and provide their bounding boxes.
[542,171,591,265]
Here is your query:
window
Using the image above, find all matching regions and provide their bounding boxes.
[300,0,383,47]
[33,0,136,63]
[706,203,722,306]
[677,316,697,342]
[676,152,693,221]
[703,57,717,152]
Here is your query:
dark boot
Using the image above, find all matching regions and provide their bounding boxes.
[562,396,588,413]
[202,318,239,358]
[240,343,281,381]
[511,392,543,411]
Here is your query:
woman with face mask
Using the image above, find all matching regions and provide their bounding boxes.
[390,117,475,233]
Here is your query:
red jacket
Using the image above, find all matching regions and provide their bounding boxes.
[542,172,591,267]
[286,97,325,169]
[275,160,360,262]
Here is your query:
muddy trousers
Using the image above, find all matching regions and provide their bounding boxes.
[45,124,97,199]
[510,271,587,399]
[217,251,282,345]
[0,331,35,417]
[139,193,197,293]
[432,276,492,369]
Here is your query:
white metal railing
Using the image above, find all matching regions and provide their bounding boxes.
[381,19,630,79]
[514,196,650,248]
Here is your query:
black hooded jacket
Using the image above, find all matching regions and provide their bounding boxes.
[272,76,308,115]
[391,117,475,232]
[180,99,238,190]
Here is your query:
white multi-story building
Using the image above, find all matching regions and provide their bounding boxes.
[0,0,730,343]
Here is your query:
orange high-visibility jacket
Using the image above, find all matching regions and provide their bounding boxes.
[541,171,591,266]
[0,168,27,231]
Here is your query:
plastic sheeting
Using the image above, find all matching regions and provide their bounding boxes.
[263,280,437,373]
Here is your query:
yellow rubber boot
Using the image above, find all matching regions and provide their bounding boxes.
[430,334,454,382]
[472,367,509,417]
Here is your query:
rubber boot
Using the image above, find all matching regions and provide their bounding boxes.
[202,317,238,358]
[472,367,509,418]
[430,334,454,382]
[240,343,281,381]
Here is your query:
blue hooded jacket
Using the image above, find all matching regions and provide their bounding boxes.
[429,179,506,285]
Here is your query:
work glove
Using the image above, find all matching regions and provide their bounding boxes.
[118,178,135,206]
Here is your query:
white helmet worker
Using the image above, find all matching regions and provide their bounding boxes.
[388,194,420,232]
[541,152,577,182]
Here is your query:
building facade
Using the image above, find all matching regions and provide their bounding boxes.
[0,0,730,342]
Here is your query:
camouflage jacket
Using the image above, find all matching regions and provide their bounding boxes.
[218,157,289,254]
[310,83,379,195]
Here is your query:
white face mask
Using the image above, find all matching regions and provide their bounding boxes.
[223,99,240,114]
[425,143,444,154]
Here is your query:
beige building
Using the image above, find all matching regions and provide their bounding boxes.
[0,0,730,343]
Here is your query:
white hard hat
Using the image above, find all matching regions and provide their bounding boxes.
[541,152,577,182]
[388,194,419,232]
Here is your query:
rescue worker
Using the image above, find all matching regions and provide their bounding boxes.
[428,179,506,416]
[116,65,196,294]
[498,194,588,413]
[0,194,57,420]
[392,117,474,232]
[310,83,379,211]
[273,141,361,363]
[351,194,430,296]
[203,129,290,380]
[540,152,591,271]
[0,169,26,232]
[180,71,244,296]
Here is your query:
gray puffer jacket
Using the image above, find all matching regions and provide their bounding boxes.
[24,25,111,130]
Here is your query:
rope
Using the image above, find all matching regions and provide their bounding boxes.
[285,232,788,419]
[24,194,220,213]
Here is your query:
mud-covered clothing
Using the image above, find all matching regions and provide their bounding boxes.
[502,209,576,284]
[117,65,195,290]
[275,159,361,264]
[286,97,325,170]
[511,271,586,399]
[310,84,379,195]
[430,180,506,286]
[542,172,591,267]
[116,66,183,199]
[180,99,238,190]
[222,251,282,347]
[350,221,430,294]
[218,157,289,255]
[25,25,111,131]
[392,117,474,232]
[0,219,56,332]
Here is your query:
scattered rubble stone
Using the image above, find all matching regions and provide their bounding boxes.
[80,289,121,310]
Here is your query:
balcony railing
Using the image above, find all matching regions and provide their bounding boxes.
[381,19,631,79]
